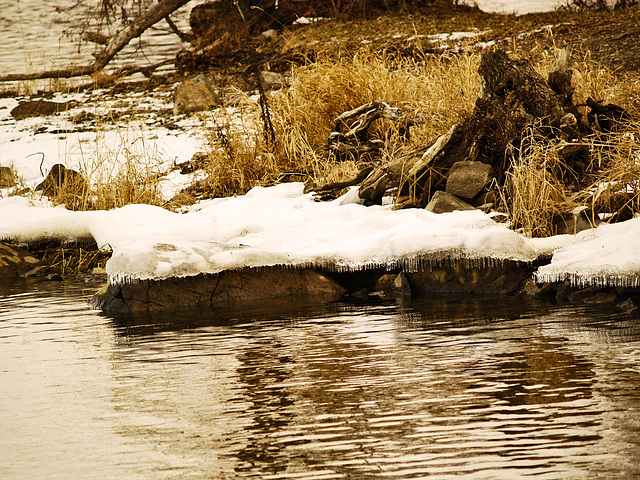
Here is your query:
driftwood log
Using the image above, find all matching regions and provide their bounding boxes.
[356,48,620,208]
[327,100,422,160]
[0,0,191,83]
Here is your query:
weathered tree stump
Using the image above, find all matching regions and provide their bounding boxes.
[357,48,619,209]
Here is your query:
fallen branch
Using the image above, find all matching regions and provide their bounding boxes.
[328,99,422,159]
[315,167,375,194]
[0,0,190,83]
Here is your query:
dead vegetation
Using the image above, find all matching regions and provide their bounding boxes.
[10,5,640,242]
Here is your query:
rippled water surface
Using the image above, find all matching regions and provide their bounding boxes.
[0,0,196,76]
[2,281,640,479]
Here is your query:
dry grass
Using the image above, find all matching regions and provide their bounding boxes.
[84,129,165,210]
[35,243,110,277]
[497,45,640,237]
[187,103,282,199]
[499,129,576,237]
[197,48,480,193]
[39,125,166,211]
[573,121,640,220]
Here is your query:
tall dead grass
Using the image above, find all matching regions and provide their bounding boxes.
[198,48,480,193]
[41,125,166,211]
[500,129,576,238]
[500,47,640,237]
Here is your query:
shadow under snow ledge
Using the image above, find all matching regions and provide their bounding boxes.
[2,183,640,315]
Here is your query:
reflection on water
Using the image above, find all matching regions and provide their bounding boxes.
[1,283,640,479]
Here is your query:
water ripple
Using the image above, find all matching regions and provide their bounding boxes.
[1,287,640,479]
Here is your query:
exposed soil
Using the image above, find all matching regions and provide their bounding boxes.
[173,4,640,103]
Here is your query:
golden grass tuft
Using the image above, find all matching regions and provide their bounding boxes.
[198,48,481,193]
[499,128,576,238]
[500,118,640,237]
[39,126,166,211]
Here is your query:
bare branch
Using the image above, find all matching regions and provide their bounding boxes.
[0,0,190,83]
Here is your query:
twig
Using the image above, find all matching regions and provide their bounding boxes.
[0,0,190,83]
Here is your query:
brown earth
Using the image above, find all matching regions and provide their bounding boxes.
[173,3,640,104]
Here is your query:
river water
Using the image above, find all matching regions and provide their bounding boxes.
[0,0,197,78]
[1,280,640,479]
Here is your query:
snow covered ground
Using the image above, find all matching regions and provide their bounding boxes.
[2,171,640,288]
[1,1,638,290]
[0,182,540,283]
[0,91,202,202]
[1,84,640,289]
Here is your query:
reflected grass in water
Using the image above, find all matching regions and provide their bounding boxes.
[1,285,639,479]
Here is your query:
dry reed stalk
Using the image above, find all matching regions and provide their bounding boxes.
[73,125,166,210]
[196,105,282,198]
[500,129,576,238]
[36,243,110,277]
[572,120,640,219]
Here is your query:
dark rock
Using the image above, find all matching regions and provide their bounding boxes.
[553,209,599,235]
[173,73,222,115]
[393,271,411,298]
[22,265,59,278]
[520,277,557,298]
[567,287,618,304]
[425,190,476,214]
[177,152,209,174]
[406,259,534,295]
[10,100,70,120]
[373,271,411,298]
[91,267,347,315]
[260,70,285,90]
[373,273,395,293]
[554,280,573,302]
[0,241,41,277]
[617,297,639,315]
[36,164,87,207]
[445,161,496,201]
[0,166,15,188]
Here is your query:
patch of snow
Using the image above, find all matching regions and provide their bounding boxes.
[0,93,202,202]
[467,0,563,14]
[535,217,640,287]
[0,183,539,283]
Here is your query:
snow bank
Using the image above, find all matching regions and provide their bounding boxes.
[0,183,538,284]
[3,183,639,288]
[535,217,640,288]
[0,96,200,202]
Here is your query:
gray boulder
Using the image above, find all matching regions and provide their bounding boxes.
[445,161,496,201]
[425,190,476,214]
[260,70,286,90]
[373,271,411,298]
[173,74,223,115]
[10,100,70,120]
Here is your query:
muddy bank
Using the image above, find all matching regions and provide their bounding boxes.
[89,258,640,316]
